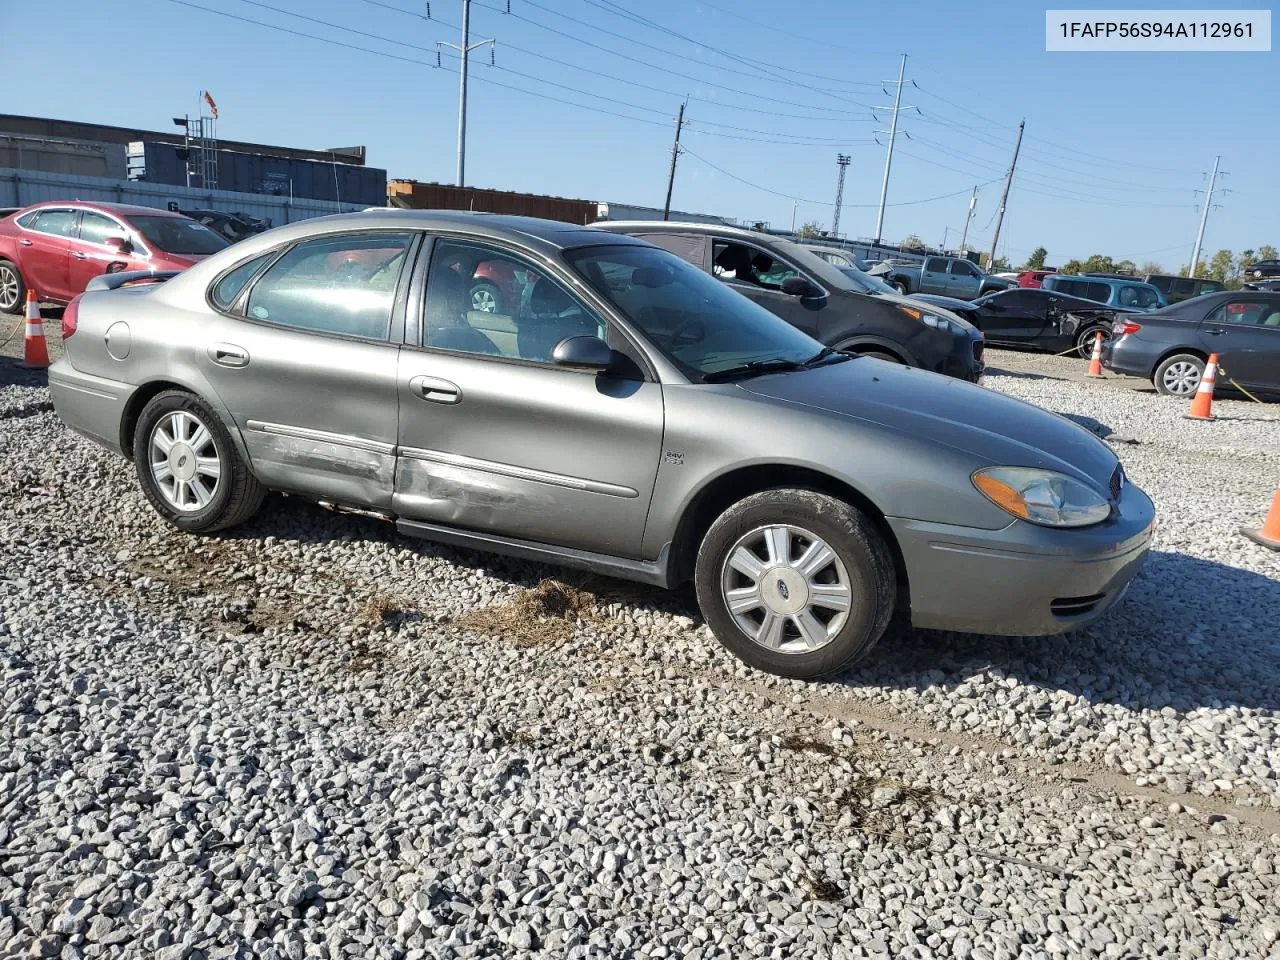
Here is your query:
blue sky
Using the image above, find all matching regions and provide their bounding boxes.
[5,0,1277,269]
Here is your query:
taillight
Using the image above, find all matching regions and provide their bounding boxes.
[62,294,81,339]
[1120,321,1142,336]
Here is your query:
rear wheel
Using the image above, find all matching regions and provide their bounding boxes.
[694,489,896,679]
[1153,353,1205,397]
[1074,324,1110,360]
[0,259,25,314]
[133,390,265,533]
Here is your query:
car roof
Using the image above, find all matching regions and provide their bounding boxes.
[16,200,189,219]
[352,209,647,249]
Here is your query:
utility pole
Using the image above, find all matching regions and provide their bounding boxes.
[958,185,977,252]
[1188,154,1220,278]
[791,201,797,233]
[873,54,908,245]
[831,154,851,238]
[662,99,687,221]
[437,0,494,188]
[940,226,950,252]
[987,119,1024,273]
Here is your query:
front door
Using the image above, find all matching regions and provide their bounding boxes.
[15,208,77,301]
[197,230,417,507]
[710,238,821,337]
[394,237,664,559]
[1201,297,1280,389]
[68,211,138,294]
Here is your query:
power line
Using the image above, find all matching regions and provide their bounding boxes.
[681,147,999,208]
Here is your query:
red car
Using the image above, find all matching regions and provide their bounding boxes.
[1016,269,1057,289]
[0,201,229,312]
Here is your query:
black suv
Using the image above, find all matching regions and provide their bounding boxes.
[1144,274,1226,304]
[593,222,984,382]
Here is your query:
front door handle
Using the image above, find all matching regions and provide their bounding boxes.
[410,375,461,404]
[72,252,88,261]
[207,343,249,368]
[1205,328,1227,336]
[18,239,32,247]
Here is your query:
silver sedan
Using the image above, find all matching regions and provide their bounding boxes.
[49,211,1154,678]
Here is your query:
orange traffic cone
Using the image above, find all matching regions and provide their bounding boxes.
[1086,331,1105,377]
[1184,353,1218,421]
[18,289,50,370]
[1242,488,1280,552]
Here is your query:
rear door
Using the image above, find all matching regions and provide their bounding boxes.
[393,236,664,558]
[198,230,415,507]
[1201,297,1280,389]
[946,258,982,299]
[14,208,77,300]
[920,257,950,295]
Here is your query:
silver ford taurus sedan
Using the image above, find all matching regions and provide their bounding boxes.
[48,210,1155,678]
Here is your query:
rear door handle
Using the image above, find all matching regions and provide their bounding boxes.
[410,375,461,404]
[207,343,249,368]
[1206,328,1227,336]
[18,239,32,247]
[73,252,88,260]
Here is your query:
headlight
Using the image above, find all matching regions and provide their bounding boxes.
[972,467,1112,527]
[897,305,960,334]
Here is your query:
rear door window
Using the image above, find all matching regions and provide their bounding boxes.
[1208,301,1271,327]
[243,232,413,339]
[1085,282,1112,303]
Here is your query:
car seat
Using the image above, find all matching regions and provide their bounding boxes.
[517,281,593,362]
[426,269,501,355]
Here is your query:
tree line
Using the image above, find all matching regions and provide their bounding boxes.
[1021,245,1278,286]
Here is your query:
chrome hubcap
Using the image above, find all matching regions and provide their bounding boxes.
[471,288,497,312]
[150,411,220,512]
[0,266,18,312]
[1163,361,1201,396]
[720,524,852,654]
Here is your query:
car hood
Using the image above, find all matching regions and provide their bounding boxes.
[863,289,979,333]
[739,358,1118,490]
[910,293,976,313]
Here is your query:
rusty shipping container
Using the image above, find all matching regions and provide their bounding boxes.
[387,180,596,224]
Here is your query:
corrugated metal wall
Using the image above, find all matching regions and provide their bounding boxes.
[387,181,596,224]
[0,167,373,225]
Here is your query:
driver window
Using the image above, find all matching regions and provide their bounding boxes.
[424,240,604,363]
[242,232,412,339]
[712,240,799,291]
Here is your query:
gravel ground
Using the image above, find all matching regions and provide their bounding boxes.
[3,336,1280,960]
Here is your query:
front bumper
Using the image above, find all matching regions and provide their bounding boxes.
[888,481,1155,636]
[48,360,131,456]
[940,332,985,383]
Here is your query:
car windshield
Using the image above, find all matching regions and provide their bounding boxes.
[836,265,897,295]
[566,243,824,379]
[130,216,229,255]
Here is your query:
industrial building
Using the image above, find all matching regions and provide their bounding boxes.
[0,113,386,207]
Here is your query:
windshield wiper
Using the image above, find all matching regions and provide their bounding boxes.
[803,346,851,368]
[703,358,806,382]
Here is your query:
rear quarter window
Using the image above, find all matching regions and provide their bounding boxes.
[211,252,276,310]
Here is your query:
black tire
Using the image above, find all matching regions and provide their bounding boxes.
[469,280,502,313]
[694,489,896,679]
[892,279,910,295]
[860,350,903,364]
[1074,324,1110,360]
[0,258,26,315]
[133,390,265,533]
[1153,353,1206,398]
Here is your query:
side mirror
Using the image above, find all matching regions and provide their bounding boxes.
[781,276,819,298]
[104,236,133,255]
[552,335,612,370]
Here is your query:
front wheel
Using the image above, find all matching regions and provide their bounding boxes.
[133,390,265,532]
[694,489,896,679]
[469,280,502,313]
[892,280,910,295]
[1153,353,1206,397]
